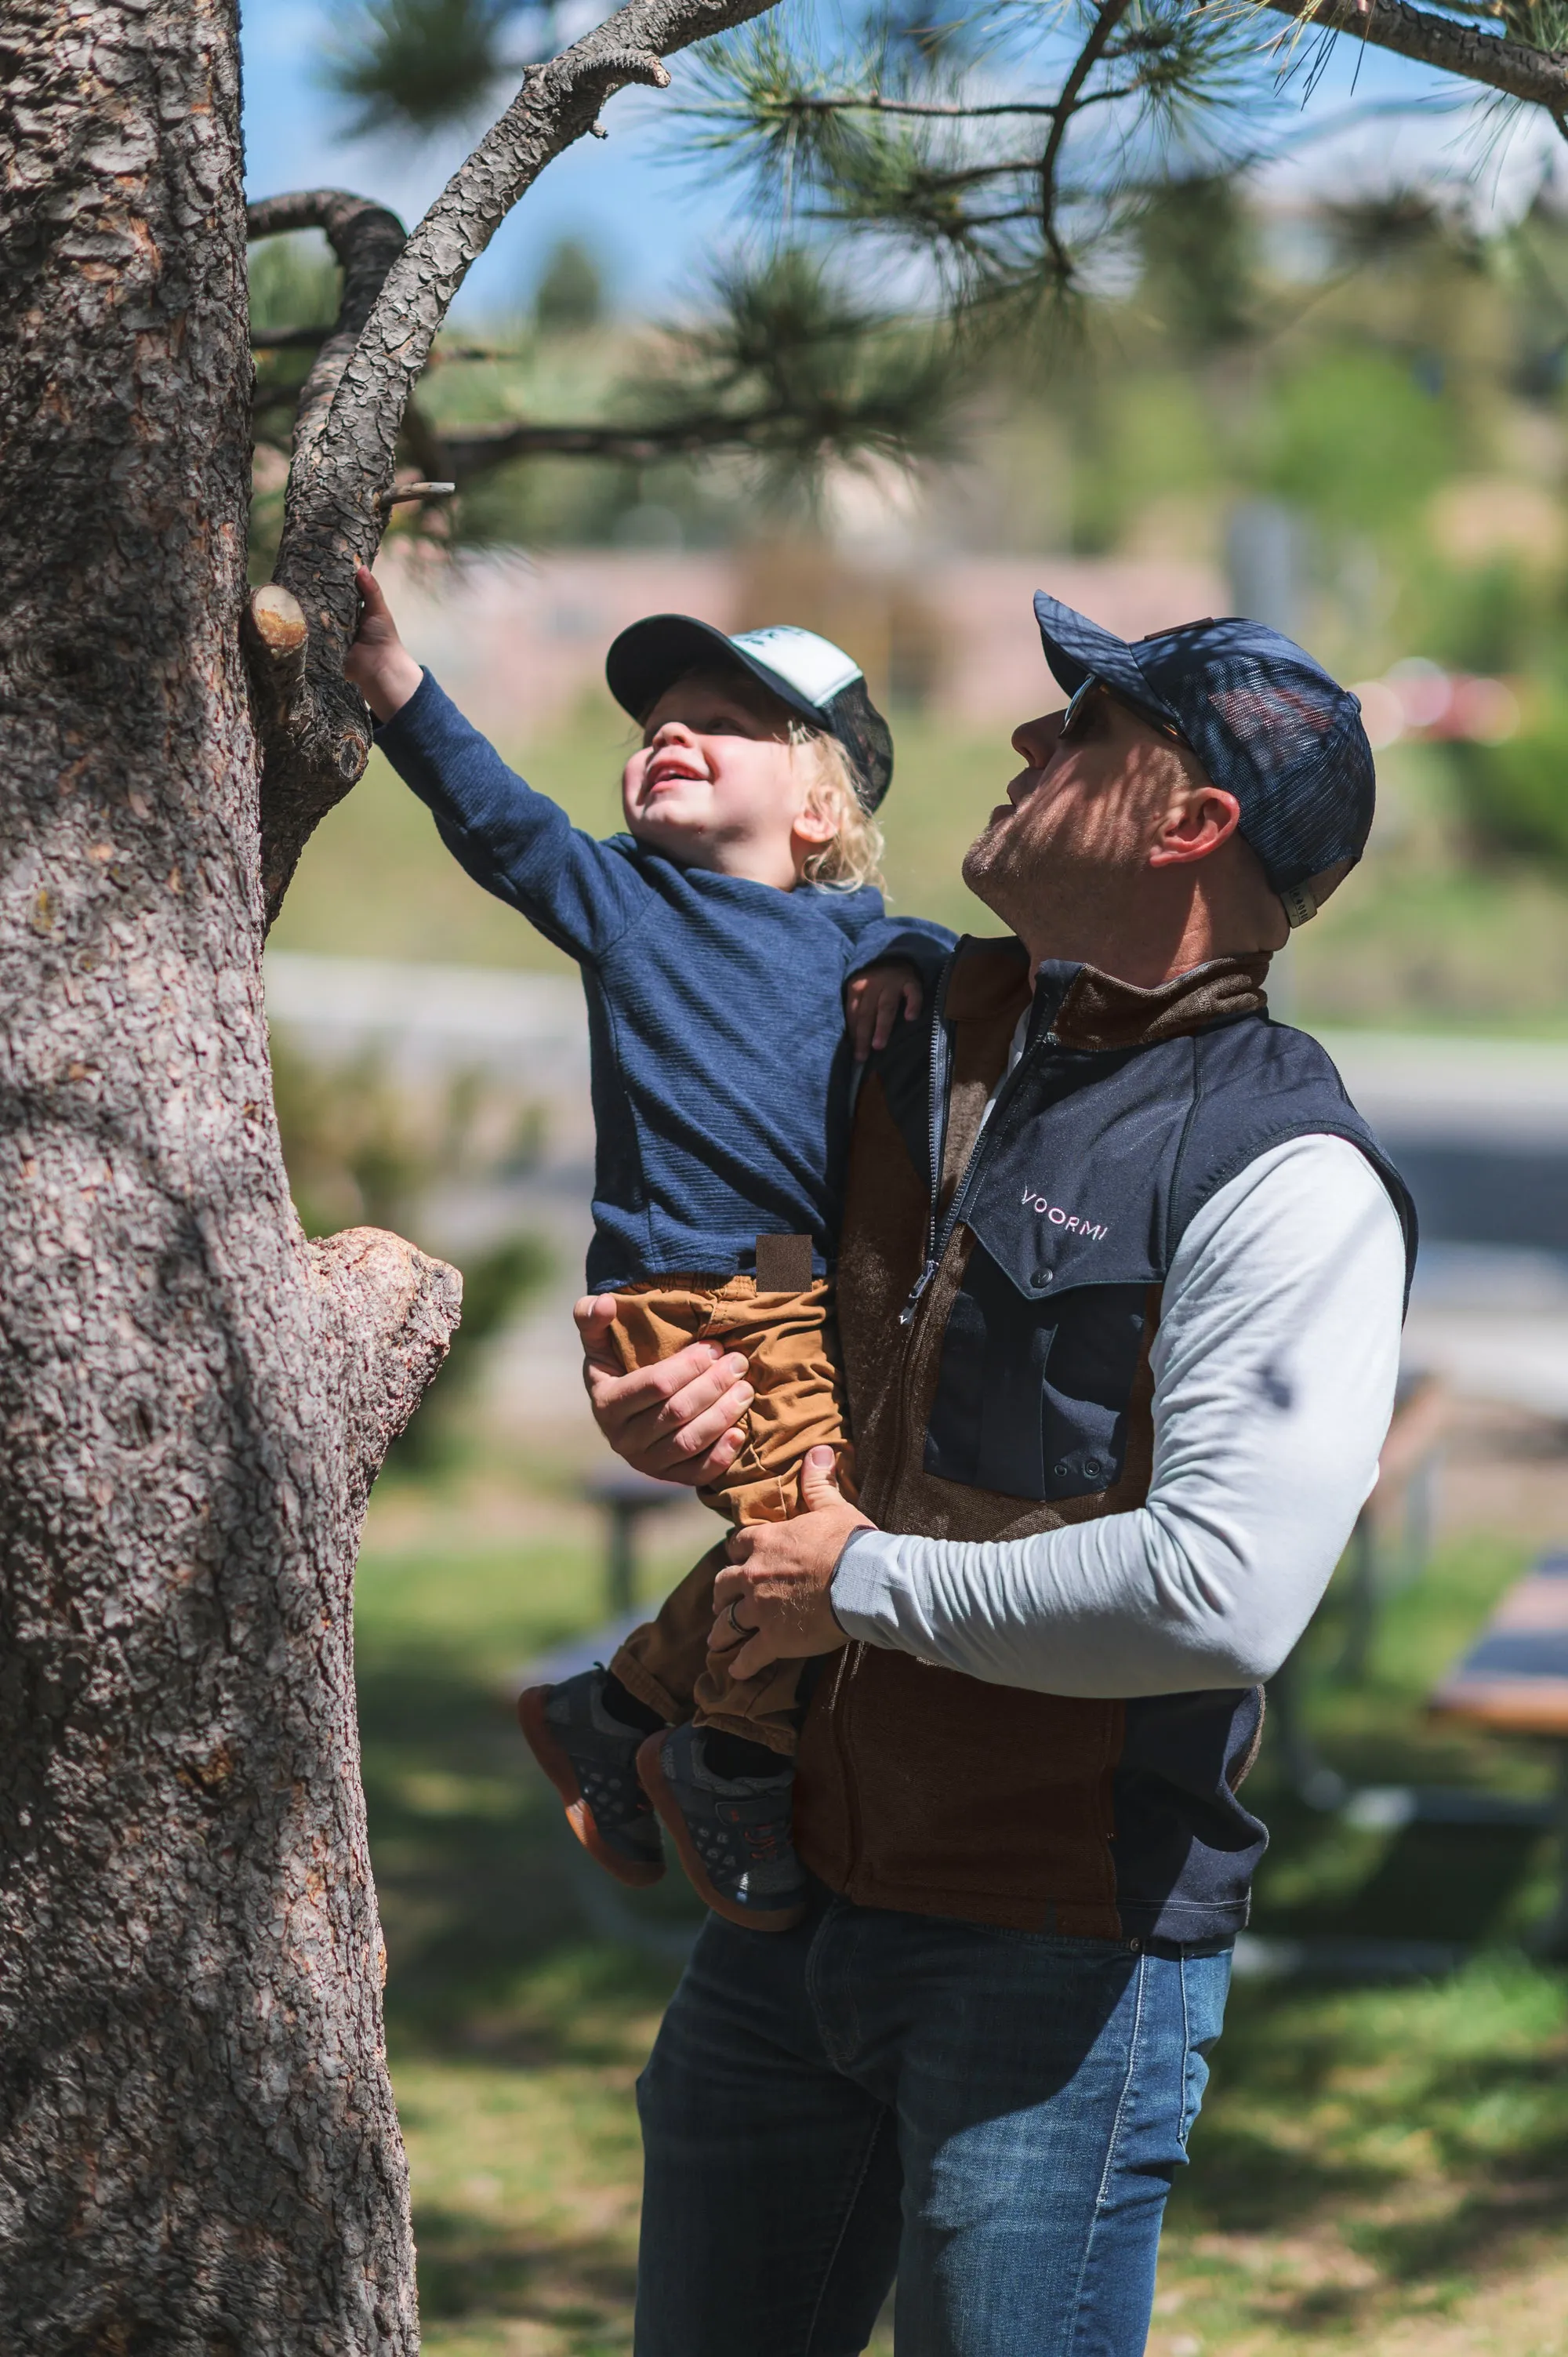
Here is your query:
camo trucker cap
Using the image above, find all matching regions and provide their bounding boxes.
[1033,594,1376,925]
[605,614,894,812]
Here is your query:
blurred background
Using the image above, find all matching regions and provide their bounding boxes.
[250,5,1568,2348]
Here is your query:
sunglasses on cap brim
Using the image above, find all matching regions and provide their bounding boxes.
[1059,677,1189,749]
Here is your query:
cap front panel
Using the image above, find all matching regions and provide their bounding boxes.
[731,626,863,706]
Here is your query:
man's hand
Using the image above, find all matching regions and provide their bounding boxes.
[345,565,424,724]
[575,1294,753,1486]
[844,960,924,1062]
[710,1447,875,1679]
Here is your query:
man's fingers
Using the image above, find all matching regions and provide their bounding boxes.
[797,1444,844,1512]
[723,1632,774,1680]
[572,1293,623,1375]
[901,977,923,1022]
[870,988,898,1052]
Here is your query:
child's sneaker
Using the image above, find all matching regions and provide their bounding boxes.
[636,1724,808,1932]
[517,1669,665,1887]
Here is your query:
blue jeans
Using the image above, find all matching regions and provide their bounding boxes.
[635,1894,1231,2357]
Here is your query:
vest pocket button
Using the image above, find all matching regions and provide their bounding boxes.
[1033,1269,1053,1288]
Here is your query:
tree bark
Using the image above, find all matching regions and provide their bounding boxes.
[0,4,457,2348]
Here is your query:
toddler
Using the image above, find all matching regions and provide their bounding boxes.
[347,570,953,1929]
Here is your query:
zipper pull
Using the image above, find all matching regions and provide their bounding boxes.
[900,1261,935,1326]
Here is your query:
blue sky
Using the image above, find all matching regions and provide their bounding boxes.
[241,0,735,318]
[241,1,1566,324]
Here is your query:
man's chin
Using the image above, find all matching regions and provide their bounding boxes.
[960,832,1004,902]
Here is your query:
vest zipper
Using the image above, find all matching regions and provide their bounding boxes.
[901,986,1053,1325]
[898,950,956,1326]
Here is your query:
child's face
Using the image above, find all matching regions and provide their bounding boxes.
[622,674,832,884]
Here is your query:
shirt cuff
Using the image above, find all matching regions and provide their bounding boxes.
[371,664,435,750]
[829,1527,911,1651]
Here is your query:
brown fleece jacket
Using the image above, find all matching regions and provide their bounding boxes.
[792,939,1270,1934]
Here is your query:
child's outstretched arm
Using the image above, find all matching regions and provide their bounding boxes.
[344,567,647,963]
[347,568,424,721]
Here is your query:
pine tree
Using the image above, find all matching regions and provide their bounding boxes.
[0,0,782,2347]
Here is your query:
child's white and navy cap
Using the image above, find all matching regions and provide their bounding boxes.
[605,614,895,812]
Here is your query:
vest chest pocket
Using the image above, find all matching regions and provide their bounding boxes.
[924,1244,1149,1502]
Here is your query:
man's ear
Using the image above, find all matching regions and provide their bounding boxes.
[1148,783,1242,870]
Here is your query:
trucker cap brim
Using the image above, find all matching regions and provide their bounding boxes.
[1032,593,1186,735]
[606,613,829,736]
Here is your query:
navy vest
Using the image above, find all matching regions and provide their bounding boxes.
[884,956,1417,1505]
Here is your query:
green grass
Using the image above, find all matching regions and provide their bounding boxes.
[274,711,1568,1034]
[354,1499,1568,2355]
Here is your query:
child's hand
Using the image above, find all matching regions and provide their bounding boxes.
[845,960,924,1062]
[345,565,424,723]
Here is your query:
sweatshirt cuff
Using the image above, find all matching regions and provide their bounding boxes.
[371,664,437,752]
[846,926,953,987]
[829,1527,913,1651]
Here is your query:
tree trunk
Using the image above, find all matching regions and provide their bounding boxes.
[0,5,457,2348]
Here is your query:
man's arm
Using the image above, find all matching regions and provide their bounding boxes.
[718,1135,1407,1695]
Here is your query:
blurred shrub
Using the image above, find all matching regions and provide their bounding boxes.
[534,238,605,334]
[1258,347,1457,536]
[271,1035,551,1462]
[1447,694,1568,866]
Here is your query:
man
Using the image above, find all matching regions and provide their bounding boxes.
[577,597,1416,2357]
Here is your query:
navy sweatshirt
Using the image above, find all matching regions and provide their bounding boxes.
[376,672,956,1290]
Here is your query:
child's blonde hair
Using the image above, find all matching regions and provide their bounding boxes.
[791,721,885,894]
[662,664,886,893]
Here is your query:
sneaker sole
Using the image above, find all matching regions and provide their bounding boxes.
[517,1686,665,1889]
[635,1732,807,1934]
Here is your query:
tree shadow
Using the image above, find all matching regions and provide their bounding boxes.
[355,1645,695,2054]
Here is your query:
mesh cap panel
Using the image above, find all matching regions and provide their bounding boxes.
[1180,652,1374,893]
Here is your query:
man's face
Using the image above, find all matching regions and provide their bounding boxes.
[963,685,1221,946]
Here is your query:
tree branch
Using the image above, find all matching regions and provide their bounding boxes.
[1040,0,1135,278]
[250,0,780,932]
[307,1228,462,1524]
[437,405,795,469]
[246,192,409,468]
[765,92,1065,117]
[245,192,412,932]
[1258,0,1568,111]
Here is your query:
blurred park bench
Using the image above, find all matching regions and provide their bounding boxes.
[1432,1549,1568,1953]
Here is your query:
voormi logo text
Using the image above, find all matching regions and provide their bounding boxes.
[1022,1188,1109,1240]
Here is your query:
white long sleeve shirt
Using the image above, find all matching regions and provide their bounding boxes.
[829,1133,1406,1697]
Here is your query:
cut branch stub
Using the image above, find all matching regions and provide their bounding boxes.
[242,582,308,724]
[241,583,373,924]
[307,1226,462,1523]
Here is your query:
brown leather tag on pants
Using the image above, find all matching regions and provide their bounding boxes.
[754,1233,814,1292]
